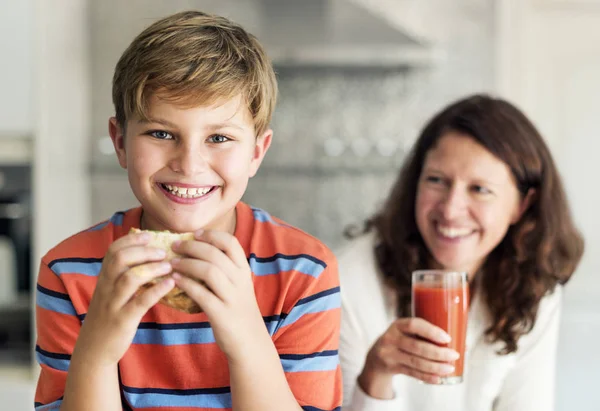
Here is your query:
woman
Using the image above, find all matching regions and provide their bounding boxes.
[338,94,584,411]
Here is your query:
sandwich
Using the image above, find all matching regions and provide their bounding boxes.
[130,228,202,314]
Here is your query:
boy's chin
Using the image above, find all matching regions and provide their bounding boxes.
[141,212,204,233]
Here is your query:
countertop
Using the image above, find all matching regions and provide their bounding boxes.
[0,135,32,164]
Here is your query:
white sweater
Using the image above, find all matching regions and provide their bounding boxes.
[337,232,561,411]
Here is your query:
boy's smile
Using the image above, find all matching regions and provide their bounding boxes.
[158,182,217,203]
[109,93,272,234]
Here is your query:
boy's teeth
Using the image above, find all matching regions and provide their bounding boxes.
[164,184,211,198]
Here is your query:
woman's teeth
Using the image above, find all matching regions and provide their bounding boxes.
[437,225,473,239]
[163,184,211,198]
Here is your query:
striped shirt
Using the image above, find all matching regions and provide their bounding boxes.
[34,202,342,411]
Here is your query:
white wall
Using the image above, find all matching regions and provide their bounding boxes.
[0,0,92,409]
[33,0,92,259]
[496,1,600,409]
[0,0,34,135]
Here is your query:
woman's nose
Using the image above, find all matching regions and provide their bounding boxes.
[439,186,468,220]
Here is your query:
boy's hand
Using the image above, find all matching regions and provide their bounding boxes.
[73,231,176,368]
[170,230,267,360]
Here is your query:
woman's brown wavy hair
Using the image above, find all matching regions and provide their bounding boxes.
[359,94,584,354]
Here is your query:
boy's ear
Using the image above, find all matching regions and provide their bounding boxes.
[248,128,273,178]
[109,117,128,169]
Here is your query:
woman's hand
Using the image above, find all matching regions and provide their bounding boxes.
[358,317,460,398]
[72,231,176,368]
[170,229,268,361]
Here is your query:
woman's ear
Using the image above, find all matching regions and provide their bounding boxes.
[511,188,537,224]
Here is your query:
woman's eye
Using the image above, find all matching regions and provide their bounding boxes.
[149,130,173,140]
[472,185,492,194]
[425,175,444,184]
[207,134,230,144]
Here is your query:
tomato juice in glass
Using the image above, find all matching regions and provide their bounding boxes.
[412,270,469,384]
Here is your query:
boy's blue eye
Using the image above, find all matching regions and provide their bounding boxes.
[208,134,230,143]
[149,130,173,140]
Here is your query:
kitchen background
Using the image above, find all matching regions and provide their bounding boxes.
[0,0,597,410]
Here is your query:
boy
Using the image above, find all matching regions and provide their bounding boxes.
[34,10,342,411]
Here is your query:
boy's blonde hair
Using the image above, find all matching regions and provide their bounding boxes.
[112,10,277,136]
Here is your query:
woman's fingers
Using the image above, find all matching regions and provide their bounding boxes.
[393,345,456,376]
[392,364,442,385]
[368,317,461,383]
[395,317,454,346]
[397,332,460,363]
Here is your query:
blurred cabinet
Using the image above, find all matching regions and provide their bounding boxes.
[497,1,600,409]
[0,0,34,135]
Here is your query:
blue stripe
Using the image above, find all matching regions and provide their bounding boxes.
[264,315,281,336]
[89,211,125,231]
[35,399,63,410]
[88,221,108,231]
[297,286,340,306]
[36,285,77,316]
[49,258,103,277]
[123,386,231,409]
[132,324,216,346]
[251,207,282,225]
[35,346,70,372]
[280,350,339,373]
[279,289,341,330]
[249,254,326,278]
[130,289,339,345]
[134,317,285,345]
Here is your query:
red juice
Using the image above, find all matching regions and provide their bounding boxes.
[412,278,469,383]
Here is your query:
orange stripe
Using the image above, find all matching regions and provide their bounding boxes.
[36,307,80,353]
[35,365,68,405]
[120,343,230,388]
[287,366,343,408]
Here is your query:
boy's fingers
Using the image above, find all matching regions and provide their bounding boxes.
[124,277,176,319]
[111,261,172,308]
[108,231,153,254]
[170,259,230,298]
[194,230,247,269]
[173,273,220,314]
[173,240,234,278]
[103,246,167,280]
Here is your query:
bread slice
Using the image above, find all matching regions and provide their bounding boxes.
[130,228,202,314]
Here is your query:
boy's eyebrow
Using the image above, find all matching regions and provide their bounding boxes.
[138,117,178,128]
[207,122,247,132]
[138,118,248,132]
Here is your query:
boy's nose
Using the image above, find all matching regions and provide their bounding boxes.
[169,146,208,176]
